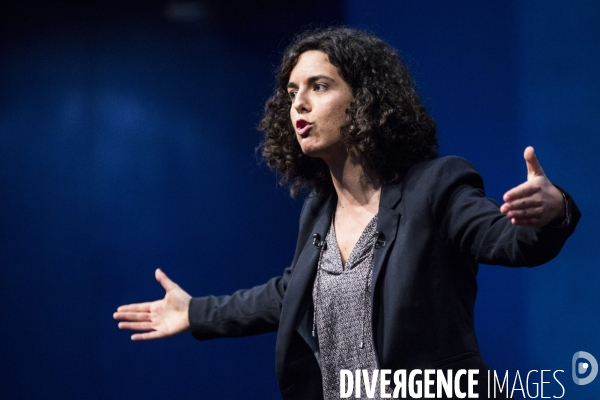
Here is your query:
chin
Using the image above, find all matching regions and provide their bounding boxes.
[300,146,323,159]
[298,142,317,156]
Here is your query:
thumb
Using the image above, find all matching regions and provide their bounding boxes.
[155,268,178,292]
[524,146,544,179]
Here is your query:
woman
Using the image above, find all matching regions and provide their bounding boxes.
[114,28,580,399]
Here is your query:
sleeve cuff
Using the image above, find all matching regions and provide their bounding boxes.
[546,185,571,227]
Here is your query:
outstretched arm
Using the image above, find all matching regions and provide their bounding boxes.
[500,146,566,227]
[113,268,192,340]
[430,153,579,267]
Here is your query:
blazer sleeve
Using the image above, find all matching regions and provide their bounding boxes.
[428,156,581,267]
[188,272,289,340]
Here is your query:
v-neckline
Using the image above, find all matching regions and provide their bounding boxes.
[330,213,378,270]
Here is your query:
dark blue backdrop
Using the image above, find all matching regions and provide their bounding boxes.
[1,1,597,398]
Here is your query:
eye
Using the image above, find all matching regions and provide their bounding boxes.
[288,90,297,99]
[314,83,328,91]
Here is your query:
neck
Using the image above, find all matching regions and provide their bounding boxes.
[327,155,381,213]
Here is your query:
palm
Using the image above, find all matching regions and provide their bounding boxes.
[114,269,192,340]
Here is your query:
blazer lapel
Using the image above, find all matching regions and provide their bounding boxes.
[372,182,403,298]
[279,195,335,352]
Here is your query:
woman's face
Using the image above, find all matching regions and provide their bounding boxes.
[287,50,353,164]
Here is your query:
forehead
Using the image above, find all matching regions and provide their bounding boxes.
[288,50,340,82]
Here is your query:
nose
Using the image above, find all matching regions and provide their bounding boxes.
[292,88,311,113]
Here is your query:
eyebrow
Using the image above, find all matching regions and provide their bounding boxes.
[287,75,335,89]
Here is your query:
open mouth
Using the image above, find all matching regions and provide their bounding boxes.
[296,119,312,136]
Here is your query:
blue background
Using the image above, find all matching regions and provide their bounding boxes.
[1,0,598,398]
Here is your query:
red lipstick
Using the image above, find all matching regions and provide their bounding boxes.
[296,119,312,137]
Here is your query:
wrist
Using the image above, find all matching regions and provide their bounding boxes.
[548,188,568,226]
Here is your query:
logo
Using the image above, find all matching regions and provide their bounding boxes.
[572,351,598,385]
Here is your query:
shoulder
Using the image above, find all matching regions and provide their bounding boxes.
[403,156,484,193]
[405,156,480,181]
[380,156,485,211]
[382,156,486,214]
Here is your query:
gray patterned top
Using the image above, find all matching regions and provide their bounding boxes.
[313,214,381,400]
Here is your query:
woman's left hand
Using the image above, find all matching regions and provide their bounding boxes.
[500,146,565,227]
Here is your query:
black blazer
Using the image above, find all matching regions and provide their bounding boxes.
[189,156,580,400]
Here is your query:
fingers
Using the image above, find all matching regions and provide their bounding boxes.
[501,194,546,220]
[115,313,166,340]
[115,270,189,340]
[501,178,547,223]
[113,311,152,322]
[131,331,165,341]
[504,205,545,220]
[524,146,544,178]
[116,302,153,313]
[509,217,544,227]
[155,268,178,292]
[500,195,543,214]
[118,321,153,331]
[503,181,541,204]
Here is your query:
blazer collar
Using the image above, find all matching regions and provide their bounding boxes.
[379,180,403,211]
[309,179,403,215]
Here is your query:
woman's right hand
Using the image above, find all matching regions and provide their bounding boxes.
[113,268,192,340]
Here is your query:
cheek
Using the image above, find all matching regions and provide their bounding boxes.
[290,107,299,126]
[328,100,348,125]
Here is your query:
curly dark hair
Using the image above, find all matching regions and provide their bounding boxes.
[258,27,438,197]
